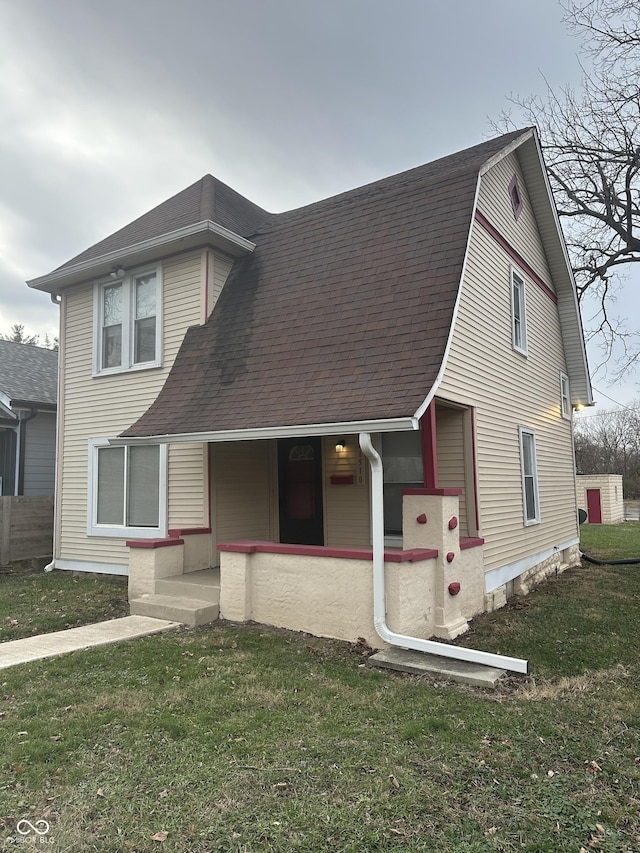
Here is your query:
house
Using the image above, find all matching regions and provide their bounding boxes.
[576,474,624,524]
[27,128,592,671]
[0,340,58,496]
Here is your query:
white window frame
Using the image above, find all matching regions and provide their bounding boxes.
[519,426,540,526]
[511,268,527,355]
[87,437,168,538]
[560,372,571,420]
[93,264,163,376]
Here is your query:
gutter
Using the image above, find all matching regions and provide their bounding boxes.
[108,416,419,447]
[358,432,528,674]
[27,220,256,293]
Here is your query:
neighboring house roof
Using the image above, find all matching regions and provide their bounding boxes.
[0,340,58,410]
[123,129,556,439]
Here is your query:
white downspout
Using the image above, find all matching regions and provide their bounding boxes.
[359,432,528,674]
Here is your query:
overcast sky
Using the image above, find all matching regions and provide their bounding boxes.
[0,0,634,410]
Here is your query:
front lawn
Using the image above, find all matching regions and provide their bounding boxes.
[0,571,128,642]
[0,528,639,851]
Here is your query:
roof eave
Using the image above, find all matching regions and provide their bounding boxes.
[109,416,420,446]
[517,134,594,406]
[27,220,256,294]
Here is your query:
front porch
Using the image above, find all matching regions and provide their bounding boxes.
[127,488,486,646]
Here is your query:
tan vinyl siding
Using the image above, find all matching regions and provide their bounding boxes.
[435,407,468,535]
[167,444,208,529]
[58,250,213,565]
[211,440,275,547]
[207,251,234,319]
[322,435,370,547]
[479,151,555,293]
[438,159,577,575]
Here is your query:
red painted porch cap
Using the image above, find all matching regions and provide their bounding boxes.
[401,488,463,496]
[127,537,185,549]
[217,540,438,562]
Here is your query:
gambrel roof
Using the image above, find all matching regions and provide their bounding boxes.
[28,129,592,441]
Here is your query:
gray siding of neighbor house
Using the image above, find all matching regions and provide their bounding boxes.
[23,412,57,495]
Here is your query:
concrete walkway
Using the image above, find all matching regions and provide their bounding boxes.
[0,615,181,670]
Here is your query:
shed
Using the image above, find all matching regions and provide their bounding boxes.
[575,474,624,524]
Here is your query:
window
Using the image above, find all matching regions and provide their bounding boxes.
[560,372,571,419]
[519,427,540,525]
[95,267,161,374]
[511,269,527,355]
[88,438,167,537]
[508,175,523,219]
[381,431,423,535]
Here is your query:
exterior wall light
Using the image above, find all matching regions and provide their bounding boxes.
[335,439,346,453]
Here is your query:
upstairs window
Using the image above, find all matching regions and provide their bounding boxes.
[511,269,527,355]
[560,372,571,419]
[95,267,161,375]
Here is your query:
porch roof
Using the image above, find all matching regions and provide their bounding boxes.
[123,130,531,439]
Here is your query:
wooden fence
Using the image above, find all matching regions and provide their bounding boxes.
[0,496,54,565]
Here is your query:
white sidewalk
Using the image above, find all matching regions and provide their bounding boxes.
[0,616,181,670]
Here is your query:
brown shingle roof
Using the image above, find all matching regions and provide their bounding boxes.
[56,175,270,270]
[122,130,531,437]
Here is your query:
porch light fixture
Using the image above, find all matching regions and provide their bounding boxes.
[110,265,126,279]
[335,439,346,453]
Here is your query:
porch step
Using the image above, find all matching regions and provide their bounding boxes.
[155,569,220,603]
[130,594,219,627]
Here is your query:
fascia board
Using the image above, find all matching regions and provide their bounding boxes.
[413,171,484,421]
[107,417,420,447]
[519,134,594,405]
[27,220,256,294]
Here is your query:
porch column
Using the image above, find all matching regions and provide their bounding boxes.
[402,488,469,639]
[420,403,438,489]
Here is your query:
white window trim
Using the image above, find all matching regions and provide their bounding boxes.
[560,372,571,420]
[93,264,163,376]
[87,437,168,538]
[511,267,527,356]
[519,426,540,526]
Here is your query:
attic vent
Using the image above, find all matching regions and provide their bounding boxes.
[509,175,523,219]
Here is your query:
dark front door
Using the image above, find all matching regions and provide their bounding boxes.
[278,437,324,545]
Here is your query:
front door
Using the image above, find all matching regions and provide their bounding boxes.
[586,488,602,524]
[278,437,324,545]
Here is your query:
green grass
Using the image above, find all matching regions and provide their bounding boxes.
[579,520,640,561]
[1,531,639,851]
[0,571,129,641]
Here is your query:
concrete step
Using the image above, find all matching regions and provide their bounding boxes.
[155,569,220,603]
[368,647,506,689]
[130,594,219,627]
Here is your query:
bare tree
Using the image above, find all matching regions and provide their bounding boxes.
[500,0,640,366]
[574,400,640,495]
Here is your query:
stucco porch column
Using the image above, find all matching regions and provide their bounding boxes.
[402,488,482,639]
